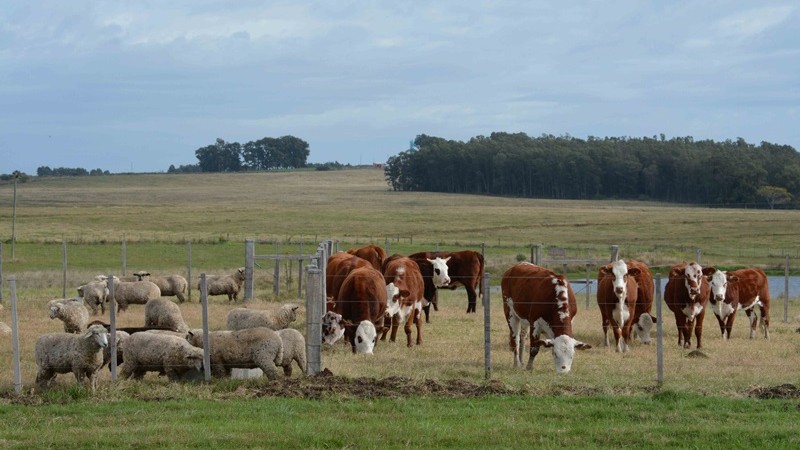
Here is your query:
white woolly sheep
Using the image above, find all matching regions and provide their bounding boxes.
[186,327,283,379]
[134,271,189,303]
[276,328,307,377]
[225,303,300,331]
[49,301,90,334]
[78,281,110,315]
[35,324,109,392]
[108,280,161,312]
[120,332,203,381]
[198,268,245,301]
[144,298,189,333]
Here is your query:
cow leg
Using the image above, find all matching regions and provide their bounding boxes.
[389,314,400,342]
[422,303,431,324]
[694,310,705,349]
[414,308,423,346]
[404,313,413,348]
[760,303,770,339]
[713,312,726,339]
[745,309,757,339]
[601,316,610,347]
[380,315,392,341]
[509,315,523,367]
[466,286,477,314]
[724,313,735,340]
[612,320,623,353]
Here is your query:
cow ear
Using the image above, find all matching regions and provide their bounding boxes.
[399,289,410,298]
[702,267,716,277]
[728,275,739,282]
[532,339,553,348]
[649,314,658,324]
[599,266,610,276]
[574,341,592,350]
[627,268,641,278]
[669,267,682,279]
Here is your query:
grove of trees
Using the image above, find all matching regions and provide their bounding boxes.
[192,136,310,173]
[384,133,800,208]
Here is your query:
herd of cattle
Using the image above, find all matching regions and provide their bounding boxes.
[323,245,772,374]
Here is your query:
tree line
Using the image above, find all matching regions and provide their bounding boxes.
[169,135,311,173]
[384,133,799,208]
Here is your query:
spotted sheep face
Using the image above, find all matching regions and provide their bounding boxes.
[354,320,377,354]
[427,256,451,287]
[321,311,345,345]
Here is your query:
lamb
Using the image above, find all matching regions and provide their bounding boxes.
[120,332,203,381]
[108,280,161,312]
[134,271,189,303]
[35,324,109,391]
[276,328,307,377]
[78,280,110,315]
[198,268,245,301]
[49,301,90,333]
[185,327,283,379]
[144,298,189,333]
[225,303,300,331]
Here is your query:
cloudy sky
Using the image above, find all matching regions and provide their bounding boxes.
[1,1,798,174]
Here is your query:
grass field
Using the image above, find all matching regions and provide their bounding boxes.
[1,169,799,447]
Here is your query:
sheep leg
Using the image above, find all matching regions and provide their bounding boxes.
[283,364,293,377]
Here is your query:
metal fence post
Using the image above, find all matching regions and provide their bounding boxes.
[187,241,192,302]
[785,256,790,323]
[108,273,118,382]
[244,239,254,302]
[200,274,211,382]
[10,276,21,394]
[535,244,542,265]
[0,243,3,304]
[483,271,491,381]
[585,263,591,309]
[695,248,702,265]
[305,264,323,376]
[122,239,127,276]
[62,240,67,298]
[656,273,663,386]
[610,245,619,262]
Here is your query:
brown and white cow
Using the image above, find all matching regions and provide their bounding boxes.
[326,252,372,309]
[346,244,387,272]
[664,261,710,349]
[381,255,425,347]
[705,267,770,340]
[596,259,640,353]
[627,260,657,344]
[330,266,388,354]
[407,255,452,323]
[410,250,483,313]
[501,262,591,374]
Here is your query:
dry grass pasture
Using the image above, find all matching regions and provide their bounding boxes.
[0,169,799,398]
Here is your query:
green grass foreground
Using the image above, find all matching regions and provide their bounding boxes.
[1,393,798,448]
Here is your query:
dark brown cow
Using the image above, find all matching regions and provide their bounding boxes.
[409,250,484,313]
[346,244,387,272]
[627,260,657,344]
[596,260,641,353]
[382,256,425,347]
[706,267,770,340]
[501,263,591,374]
[333,266,388,354]
[326,252,372,308]
[664,261,710,349]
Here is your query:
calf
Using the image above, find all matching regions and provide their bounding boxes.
[410,250,483,313]
[501,263,591,374]
[382,256,425,347]
[596,260,640,353]
[664,261,710,349]
[331,266,388,354]
[706,267,770,340]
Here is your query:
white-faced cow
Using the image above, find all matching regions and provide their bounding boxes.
[407,255,452,323]
[705,267,770,340]
[326,252,372,310]
[410,250,483,314]
[501,263,591,374]
[346,244,387,272]
[327,266,388,354]
[596,259,641,353]
[381,255,425,347]
[664,261,710,349]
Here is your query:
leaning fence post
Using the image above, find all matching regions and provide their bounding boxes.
[200,274,211,383]
[785,256,790,323]
[305,264,323,376]
[482,271,491,381]
[108,273,118,382]
[10,276,22,394]
[244,239,254,302]
[656,273,663,386]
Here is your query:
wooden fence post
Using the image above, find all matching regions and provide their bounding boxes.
[305,264,323,376]
[10,276,22,393]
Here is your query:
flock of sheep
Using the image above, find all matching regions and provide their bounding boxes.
[32,268,306,392]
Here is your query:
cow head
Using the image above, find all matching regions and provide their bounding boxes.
[533,335,591,374]
[633,313,657,344]
[680,262,704,301]
[705,267,727,304]
[385,282,410,317]
[353,320,377,354]
[427,256,451,287]
[321,311,345,345]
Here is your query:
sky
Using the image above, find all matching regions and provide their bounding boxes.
[1,1,799,174]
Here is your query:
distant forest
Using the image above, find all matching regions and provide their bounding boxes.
[384,133,800,208]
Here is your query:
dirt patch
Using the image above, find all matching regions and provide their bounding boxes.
[746,384,800,400]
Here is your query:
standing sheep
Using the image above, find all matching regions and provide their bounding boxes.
[49,301,90,334]
[186,327,283,379]
[78,281,110,315]
[226,303,300,331]
[198,268,245,301]
[134,271,189,303]
[108,280,161,312]
[35,324,109,392]
[277,328,307,377]
[144,298,189,333]
[120,332,204,381]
